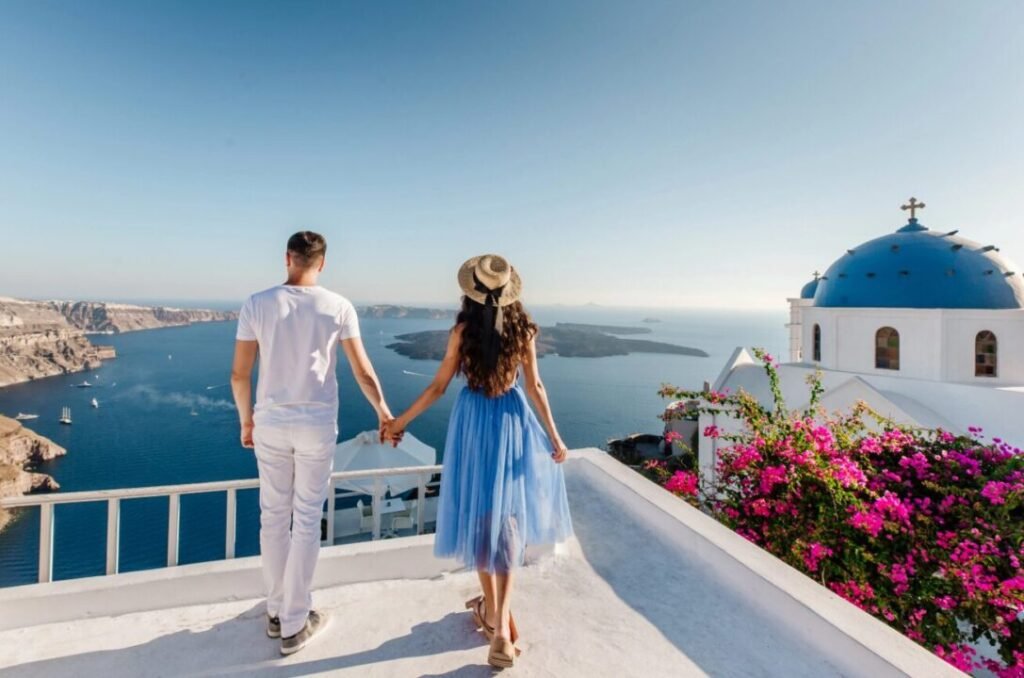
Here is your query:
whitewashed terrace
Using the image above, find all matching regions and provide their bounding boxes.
[0,451,962,677]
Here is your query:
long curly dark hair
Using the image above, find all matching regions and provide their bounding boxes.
[456,297,538,397]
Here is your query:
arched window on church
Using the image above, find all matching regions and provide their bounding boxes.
[875,327,900,370]
[812,324,821,362]
[975,330,997,377]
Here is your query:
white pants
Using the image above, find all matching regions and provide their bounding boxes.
[253,423,337,637]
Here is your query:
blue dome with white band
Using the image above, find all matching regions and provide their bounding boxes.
[811,200,1024,309]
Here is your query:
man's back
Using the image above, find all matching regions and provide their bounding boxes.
[231,231,392,653]
[236,284,360,428]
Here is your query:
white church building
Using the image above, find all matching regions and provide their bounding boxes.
[698,199,1024,481]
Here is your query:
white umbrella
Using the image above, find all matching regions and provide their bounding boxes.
[333,430,436,497]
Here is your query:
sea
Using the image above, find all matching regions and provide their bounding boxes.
[0,305,786,587]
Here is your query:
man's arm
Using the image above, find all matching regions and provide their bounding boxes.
[341,336,393,428]
[231,340,258,448]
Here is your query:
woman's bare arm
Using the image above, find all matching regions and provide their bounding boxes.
[522,334,567,462]
[389,325,463,441]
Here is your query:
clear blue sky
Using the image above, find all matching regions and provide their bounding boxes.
[1,1,1022,309]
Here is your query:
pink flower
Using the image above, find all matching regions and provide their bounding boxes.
[1001,576,1024,591]
[749,498,771,517]
[727,445,763,471]
[703,425,721,439]
[664,470,699,497]
[804,542,833,572]
[859,437,882,455]
[934,596,957,610]
[829,580,876,609]
[898,452,931,478]
[811,425,835,453]
[982,481,1011,505]
[758,465,788,494]
[934,644,978,673]
[831,457,867,488]
[887,563,911,595]
[706,389,730,404]
[664,430,683,445]
[873,492,910,524]
[849,510,884,538]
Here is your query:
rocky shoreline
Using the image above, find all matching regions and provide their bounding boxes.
[0,415,64,532]
[0,297,236,387]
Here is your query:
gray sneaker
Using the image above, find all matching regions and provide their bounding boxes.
[267,615,281,639]
[280,610,328,656]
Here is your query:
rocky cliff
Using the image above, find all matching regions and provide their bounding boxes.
[55,301,236,334]
[0,415,64,532]
[0,328,103,386]
[0,297,236,387]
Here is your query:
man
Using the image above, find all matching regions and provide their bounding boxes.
[231,231,393,655]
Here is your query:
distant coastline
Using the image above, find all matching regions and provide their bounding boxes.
[387,322,709,360]
[0,297,236,388]
[357,305,455,320]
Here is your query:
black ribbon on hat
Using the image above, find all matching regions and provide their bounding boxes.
[473,272,506,370]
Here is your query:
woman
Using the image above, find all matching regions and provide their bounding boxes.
[383,254,573,669]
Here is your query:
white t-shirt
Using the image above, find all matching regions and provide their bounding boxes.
[236,285,360,429]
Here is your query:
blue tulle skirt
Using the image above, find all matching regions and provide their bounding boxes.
[434,384,574,573]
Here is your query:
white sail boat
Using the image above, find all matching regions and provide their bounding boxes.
[59,407,72,425]
[91,398,99,409]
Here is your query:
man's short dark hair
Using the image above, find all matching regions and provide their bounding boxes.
[287,231,327,268]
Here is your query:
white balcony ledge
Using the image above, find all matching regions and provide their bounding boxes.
[0,449,962,677]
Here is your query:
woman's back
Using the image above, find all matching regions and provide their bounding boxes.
[453,300,537,398]
[385,253,572,669]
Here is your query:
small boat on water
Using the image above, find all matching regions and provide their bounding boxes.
[59,407,72,425]
[75,380,93,388]
[91,398,99,409]
[14,413,39,421]
[190,409,199,416]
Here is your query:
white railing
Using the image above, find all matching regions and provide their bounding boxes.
[0,465,443,584]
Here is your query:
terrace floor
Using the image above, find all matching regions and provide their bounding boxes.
[0,451,961,677]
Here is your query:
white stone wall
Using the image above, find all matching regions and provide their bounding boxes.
[938,310,1024,384]
[785,298,813,363]
[799,307,1024,386]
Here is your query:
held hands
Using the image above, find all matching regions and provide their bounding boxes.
[379,416,406,447]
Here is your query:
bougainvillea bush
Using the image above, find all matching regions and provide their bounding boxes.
[654,350,1024,676]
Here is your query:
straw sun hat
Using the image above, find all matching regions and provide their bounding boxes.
[457,254,522,307]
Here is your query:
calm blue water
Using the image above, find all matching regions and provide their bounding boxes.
[0,307,785,587]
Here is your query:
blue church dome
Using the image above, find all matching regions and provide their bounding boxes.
[812,216,1024,309]
[800,276,819,299]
